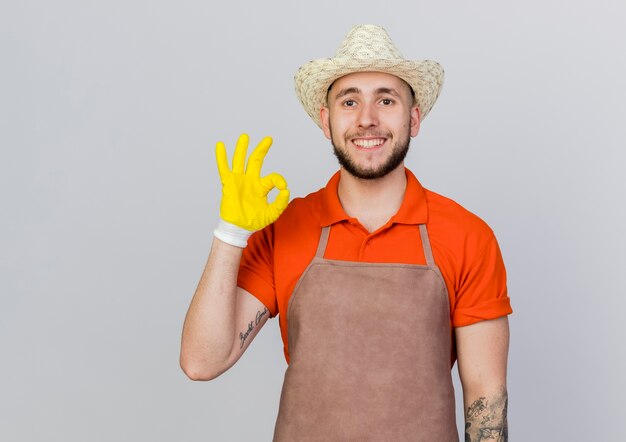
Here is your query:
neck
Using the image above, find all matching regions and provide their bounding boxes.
[337,165,407,232]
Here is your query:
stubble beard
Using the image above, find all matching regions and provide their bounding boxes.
[330,123,411,180]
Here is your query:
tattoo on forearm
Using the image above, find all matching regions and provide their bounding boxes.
[239,308,268,348]
[464,389,508,442]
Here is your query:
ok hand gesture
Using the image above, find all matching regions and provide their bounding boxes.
[214,134,290,246]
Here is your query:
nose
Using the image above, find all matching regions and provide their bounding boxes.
[357,102,378,129]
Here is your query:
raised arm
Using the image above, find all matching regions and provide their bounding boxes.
[180,134,289,381]
[456,316,510,442]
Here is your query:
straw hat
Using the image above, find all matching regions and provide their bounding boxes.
[294,24,444,128]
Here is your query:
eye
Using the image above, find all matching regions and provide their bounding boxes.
[381,98,394,105]
[343,99,356,107]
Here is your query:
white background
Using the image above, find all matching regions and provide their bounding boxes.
[1,1,625,440]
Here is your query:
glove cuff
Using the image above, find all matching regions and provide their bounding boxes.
[214,219,253,248]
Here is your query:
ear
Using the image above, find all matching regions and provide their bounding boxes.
[410,105,421,138]
[320,107,332,140]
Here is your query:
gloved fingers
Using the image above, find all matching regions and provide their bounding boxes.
[260,172,288,193]
[246,136,273,178]
[215,141,230,184]
[269,188,290,214]
[232,133,249,174]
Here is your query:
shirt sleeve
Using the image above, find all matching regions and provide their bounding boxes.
[451,234,512,327]
[237,224,279,317]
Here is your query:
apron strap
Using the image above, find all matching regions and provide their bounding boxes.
[315,226,331,258]
[418,224,436,267]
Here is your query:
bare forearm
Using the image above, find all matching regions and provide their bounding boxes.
[180,238,242,379]
[464,387,508,442]
[456,317,510,441]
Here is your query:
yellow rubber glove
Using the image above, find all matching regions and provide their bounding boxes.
[214,134,290,246]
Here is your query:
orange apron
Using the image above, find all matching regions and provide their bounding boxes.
[273,224,458,441]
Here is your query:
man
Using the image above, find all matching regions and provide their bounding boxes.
[181,24,512,441]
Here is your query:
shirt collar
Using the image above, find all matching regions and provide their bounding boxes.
[319,168,429,227]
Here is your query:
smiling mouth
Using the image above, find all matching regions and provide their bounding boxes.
[351,138,386,149]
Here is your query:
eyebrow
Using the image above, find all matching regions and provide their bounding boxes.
[334,87,361,99]
[375,87,401,97]
[333,86,402,100]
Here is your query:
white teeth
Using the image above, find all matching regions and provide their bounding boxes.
[353,139,385,148]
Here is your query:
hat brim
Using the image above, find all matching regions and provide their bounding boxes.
[295,58,444,128]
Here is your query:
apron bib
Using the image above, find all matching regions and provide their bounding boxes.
[273,224,458,441]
